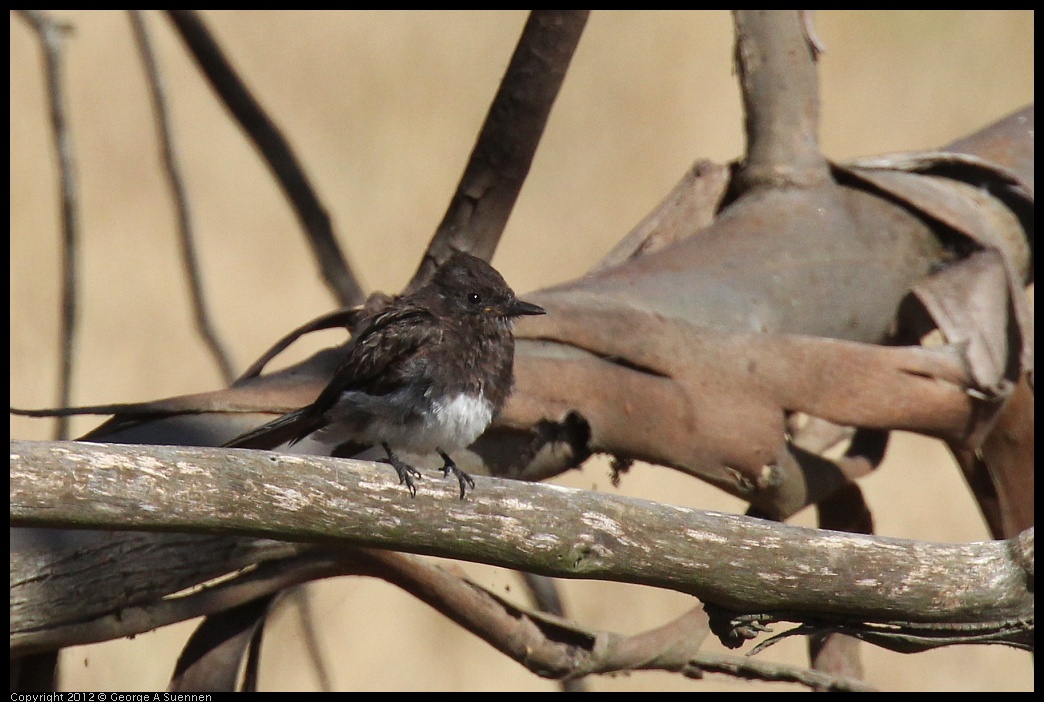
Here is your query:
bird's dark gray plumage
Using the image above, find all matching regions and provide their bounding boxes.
[225,252,545,498]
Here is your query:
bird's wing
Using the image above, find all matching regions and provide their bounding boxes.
[308,304,442,408]
[224,305,441,450]
[223,406,318,450]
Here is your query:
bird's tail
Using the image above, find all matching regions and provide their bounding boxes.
[223,407,324,450]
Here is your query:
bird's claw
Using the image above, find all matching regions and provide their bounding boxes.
[393,462,423,498]
[438,450,475,500]
[382,445,423,498]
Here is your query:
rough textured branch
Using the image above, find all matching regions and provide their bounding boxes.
[11,440,1033,630]
[10,539,873,690]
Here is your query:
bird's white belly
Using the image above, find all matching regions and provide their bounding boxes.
[416,392,495,452]
[316,390,494,455]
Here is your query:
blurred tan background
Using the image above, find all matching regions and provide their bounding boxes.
[9,10,1033,691]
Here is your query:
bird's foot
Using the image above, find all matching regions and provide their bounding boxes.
[382,443,423,498]
[438,450,475,500]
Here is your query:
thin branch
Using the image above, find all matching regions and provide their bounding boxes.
[691,652,874,692]
[129,10,236,384]
[164,10,365,307]
[281,588,335,693]
[408,10,589,290]
[16,10,80,440]
[519,572,588,691]
[358,549,869,689]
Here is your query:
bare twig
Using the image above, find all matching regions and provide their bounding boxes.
[16,10,80,440]
[281,588,335,692]
[691,652,874,692]
[409,10,589,290]
[164,10,365,307]
[129,10,236,384]
[519,572,586,691]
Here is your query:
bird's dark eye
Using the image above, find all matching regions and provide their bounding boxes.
[467,292,482,305]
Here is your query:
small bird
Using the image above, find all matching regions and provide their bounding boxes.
[224,251,545,498]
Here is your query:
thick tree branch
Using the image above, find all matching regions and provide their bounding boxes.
[11,441,1033,637]
[10,538,872,690]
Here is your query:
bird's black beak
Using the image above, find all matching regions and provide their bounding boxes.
[507,298,546,317]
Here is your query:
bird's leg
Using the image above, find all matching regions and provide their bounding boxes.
[438,449,475,500]
[381,442,423,498]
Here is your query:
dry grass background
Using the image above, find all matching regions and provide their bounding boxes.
[9,10,1033,692]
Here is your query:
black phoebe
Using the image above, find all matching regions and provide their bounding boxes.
[224,251,545,498]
